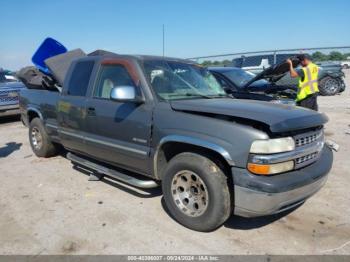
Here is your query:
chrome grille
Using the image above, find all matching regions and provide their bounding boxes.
[0,90,19,103]
[293,129,324,169]
[0,96,18,103]
[295,129,323,147]
[295,152,319,165]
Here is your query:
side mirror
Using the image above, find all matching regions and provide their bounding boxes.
[110,86,143,103]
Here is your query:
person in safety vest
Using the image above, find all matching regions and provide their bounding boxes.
[286,54,319,111]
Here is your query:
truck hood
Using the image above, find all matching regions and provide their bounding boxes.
[170,98,328,133]
[243,58,300,89]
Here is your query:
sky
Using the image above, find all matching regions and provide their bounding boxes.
[1,0,350,70]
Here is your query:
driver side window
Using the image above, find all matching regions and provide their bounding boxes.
[94,64,136,99]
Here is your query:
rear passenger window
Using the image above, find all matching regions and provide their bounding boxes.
[67,61,95,96]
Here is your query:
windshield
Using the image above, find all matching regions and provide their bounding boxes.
[143,60,226,100]
[222,68,268,88]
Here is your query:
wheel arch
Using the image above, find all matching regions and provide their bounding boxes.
[27,107,43,123]
[153,135,235,180]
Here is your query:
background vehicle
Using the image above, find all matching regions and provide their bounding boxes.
[232,54,346,96]
[0,69,26,117]
[209,66,296,105]
[341,60,350,69]
[20,54,333,232]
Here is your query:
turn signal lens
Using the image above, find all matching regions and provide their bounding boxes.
[247,161,294,175]
[247,163,270,175]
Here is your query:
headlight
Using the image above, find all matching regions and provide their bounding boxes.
[250,137,295,154]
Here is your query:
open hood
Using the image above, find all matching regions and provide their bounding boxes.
[243,57,300,89]
[170,98,327,133]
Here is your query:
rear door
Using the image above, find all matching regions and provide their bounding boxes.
[84,59,153,174]
[57,59,96,153]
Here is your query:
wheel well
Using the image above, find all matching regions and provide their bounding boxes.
[27,110,40,123]
[155,142,231,180]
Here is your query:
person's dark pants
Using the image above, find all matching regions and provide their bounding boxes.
[297,93,318,111]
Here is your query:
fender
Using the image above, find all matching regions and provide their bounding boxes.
[27,106,44,121]
[323,71,344,79]
[153,135,235,179]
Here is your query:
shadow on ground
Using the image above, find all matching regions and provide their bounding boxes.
[224,205,301,230]
[60,150,303,231]
[0,115,20,125]
[160,196,302,231]
[0,142,22,158]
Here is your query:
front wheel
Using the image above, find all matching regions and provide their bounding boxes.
[318,76,341,96]
[162,152,232,232]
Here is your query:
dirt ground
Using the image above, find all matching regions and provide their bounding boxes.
[0,70,349,255]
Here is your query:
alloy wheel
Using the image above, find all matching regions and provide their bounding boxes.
[171,170,209,217]
[31,127,43,150]
[324,78,339,93]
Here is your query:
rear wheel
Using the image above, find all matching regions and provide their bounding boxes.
[319,76,341,96]
[162,152,232,232]
[29,118,58,157]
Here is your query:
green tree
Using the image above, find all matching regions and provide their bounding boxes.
[328,51,344,61]
[222,60,231,66]
[312,51,327,62]
[201,60,212,66]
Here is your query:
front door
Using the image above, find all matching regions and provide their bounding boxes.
[84,61,153,174]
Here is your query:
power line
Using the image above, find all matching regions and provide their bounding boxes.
[187,46,350,60]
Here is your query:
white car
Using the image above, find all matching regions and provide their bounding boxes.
[340,60,350,69]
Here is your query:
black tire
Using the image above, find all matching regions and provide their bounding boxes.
[339,79,346,93]
[318,76,341,96]
[162,152,232,232]
[29,118,58,157]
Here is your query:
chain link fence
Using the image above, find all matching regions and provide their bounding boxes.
[188,46,350,72]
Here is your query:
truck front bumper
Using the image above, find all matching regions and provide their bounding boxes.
[232,145,333,217]
[0,104,20,117]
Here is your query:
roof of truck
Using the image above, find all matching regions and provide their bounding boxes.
[93,53,195,64]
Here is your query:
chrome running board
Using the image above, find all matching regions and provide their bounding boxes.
[67,152,158,189]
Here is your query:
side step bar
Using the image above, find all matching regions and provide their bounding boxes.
[67,152,159,189]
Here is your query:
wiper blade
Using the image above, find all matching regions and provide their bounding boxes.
[185,92,213,99]
[168,92,212,99]
[206,93,232,98]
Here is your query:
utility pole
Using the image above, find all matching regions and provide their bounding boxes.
[162,24,165,57]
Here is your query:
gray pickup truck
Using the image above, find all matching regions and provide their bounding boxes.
[20,54,333,231]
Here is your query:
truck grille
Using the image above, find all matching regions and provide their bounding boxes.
[295,152,319,165]
[0,90,19,103]
[295,130,323,147]
[293,129,324,169]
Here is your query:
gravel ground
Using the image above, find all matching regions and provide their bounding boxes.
[0,70,349,255]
